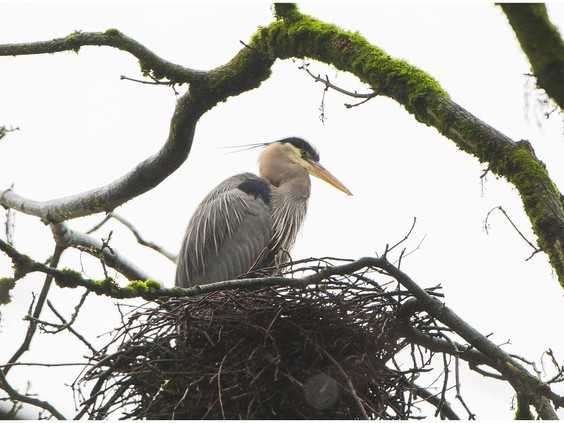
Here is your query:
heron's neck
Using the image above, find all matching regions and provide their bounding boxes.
[259,147,311,200]
[276,171,311,201]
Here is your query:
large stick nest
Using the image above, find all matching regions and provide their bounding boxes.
[76,259,438,419]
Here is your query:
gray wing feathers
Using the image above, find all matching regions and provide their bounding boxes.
[175,173,272,287]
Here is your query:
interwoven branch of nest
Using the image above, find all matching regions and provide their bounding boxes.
[76,258,439,419]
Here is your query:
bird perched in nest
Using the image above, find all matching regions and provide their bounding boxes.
[175,137,352,287]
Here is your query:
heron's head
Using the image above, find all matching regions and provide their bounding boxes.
[262,137,352,196]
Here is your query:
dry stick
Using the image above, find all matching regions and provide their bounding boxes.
[386,217,417,256]
[120,75,179,95]
[302,65,377,100]
[51,222,150,281]
[454,355,476,420]
[214,340,242,419]
[45,290,90,333]
[412,384,460,420]
[46,300,97,354]
[110,213,177,263]
[436,353,451,418]
[4,246,65,375]
[86,214,112,234]
[485,206,542,260]
[0,362,90,368]
[0,368,66,420]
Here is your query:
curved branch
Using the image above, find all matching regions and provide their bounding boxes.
[0,30,272,223]
[0,30,203,83]
[500,4,564,110]
[0,89,201,222]
[51,223,151,281]
[104,213,177,263]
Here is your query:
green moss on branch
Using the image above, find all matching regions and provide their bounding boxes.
[500,4,564,109]
[515,395,534,420]
[0,277,15,305]
[244,4,563,285]
[126,279,162,295]
[254,12,447,118]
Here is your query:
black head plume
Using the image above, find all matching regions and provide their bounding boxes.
[278,137,320,162]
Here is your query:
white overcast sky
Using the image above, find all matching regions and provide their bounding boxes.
[1,1,563,419]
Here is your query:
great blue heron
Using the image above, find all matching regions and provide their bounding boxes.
[175,137,352,287]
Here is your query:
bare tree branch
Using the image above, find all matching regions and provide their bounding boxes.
[43,297,97,354]
[0,87,202,222]
[90,213,177,263]
[51,222,151,281]
[411,384,460,420]
[373,259,560,419]
[398,325,495,369]
[4,246,65,375]
[0,30,202,84]
[484,206,542,260]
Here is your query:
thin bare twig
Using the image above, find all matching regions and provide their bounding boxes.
[4,246,65,374]
[484,206,542,260]
[46,299,97,354]
[120,75,179,95]
[412,384,460,420]
[301,63,376,99]
[110,213,177,263]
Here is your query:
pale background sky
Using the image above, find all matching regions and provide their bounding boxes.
[1,1,563,419]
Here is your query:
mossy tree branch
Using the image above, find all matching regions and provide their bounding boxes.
[500,3,564,110]
[266,4,564,286]
[0,4,562,285]
[0,29,203,84]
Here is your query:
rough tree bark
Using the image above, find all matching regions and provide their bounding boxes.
[500,3,564,110]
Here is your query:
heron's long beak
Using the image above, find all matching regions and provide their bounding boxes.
[307,160,353,196]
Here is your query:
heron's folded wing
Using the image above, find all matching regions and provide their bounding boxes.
[175,173,272,287]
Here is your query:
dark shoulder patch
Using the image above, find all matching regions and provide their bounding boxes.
[280,137,320,162]
[238,177,271,206]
